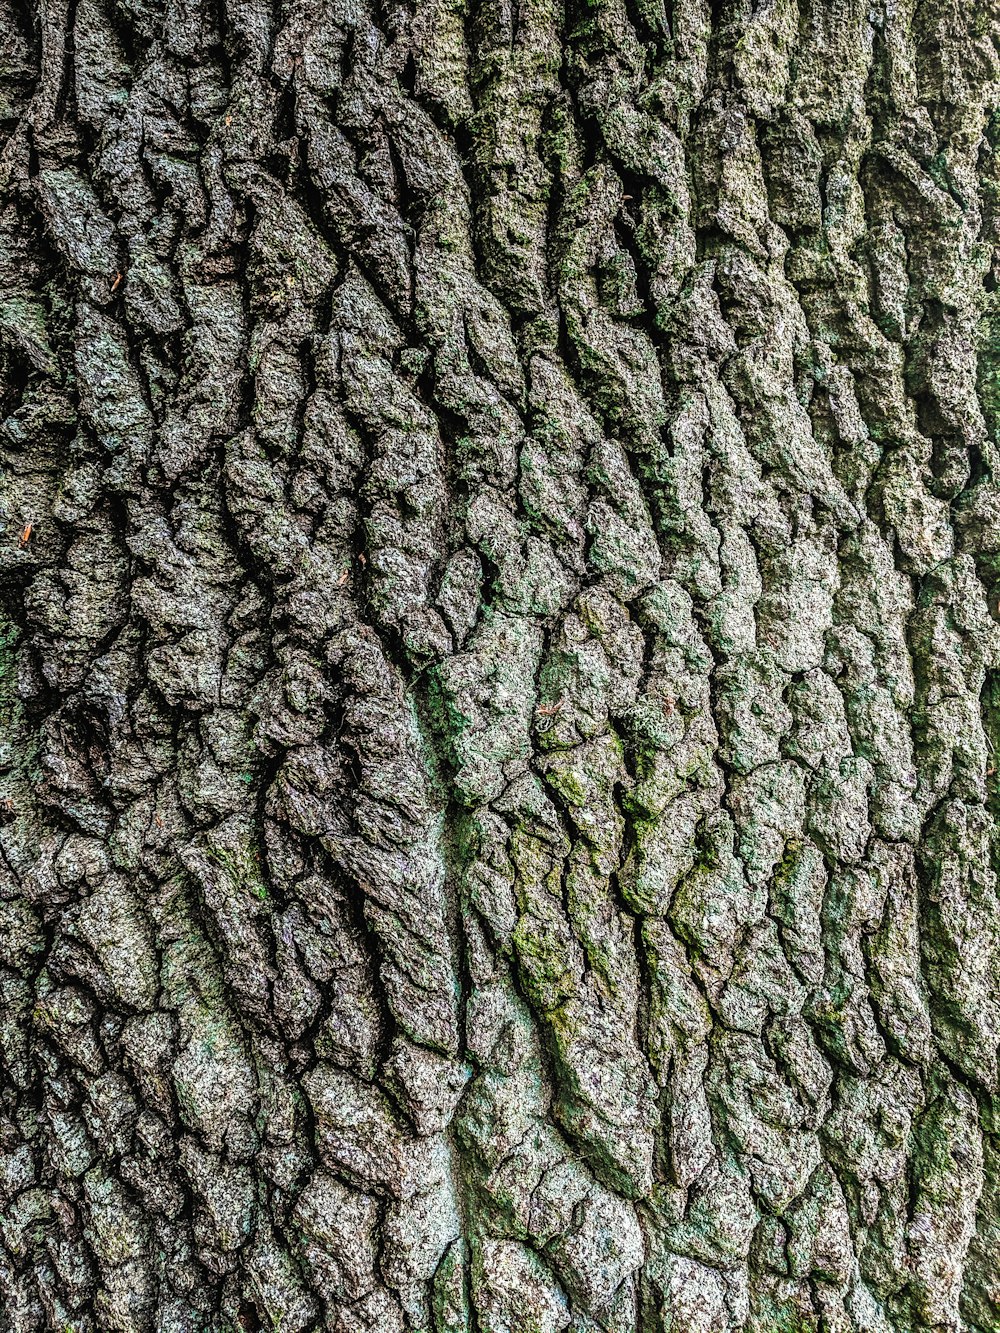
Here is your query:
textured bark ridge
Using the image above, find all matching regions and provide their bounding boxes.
[2,0,1000,1328]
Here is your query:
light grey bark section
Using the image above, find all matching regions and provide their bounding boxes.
[1,0,1000,1329]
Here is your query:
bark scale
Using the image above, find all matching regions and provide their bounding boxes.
[1,0,1000,1329]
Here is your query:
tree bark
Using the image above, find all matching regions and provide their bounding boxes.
[2,0,1000,1328]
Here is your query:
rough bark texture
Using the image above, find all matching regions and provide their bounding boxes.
[2,0,1000,1329]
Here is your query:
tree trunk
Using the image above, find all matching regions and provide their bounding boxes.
[2,0,1000,1328]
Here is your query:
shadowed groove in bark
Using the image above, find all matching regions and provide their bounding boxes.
[2,0,1000,1329]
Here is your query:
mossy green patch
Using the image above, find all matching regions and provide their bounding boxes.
[208,842,268,901]
[0,613,19,692]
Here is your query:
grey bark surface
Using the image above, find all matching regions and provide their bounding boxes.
[2,0,1000,1328]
